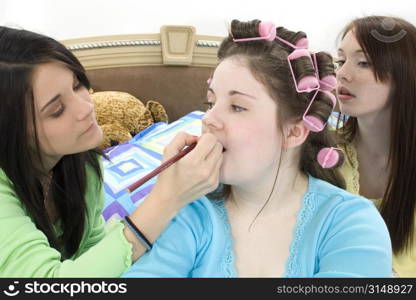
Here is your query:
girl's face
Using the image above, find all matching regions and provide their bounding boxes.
[336,30,391,118]
[202,57,283,186]
[32,61,102,165]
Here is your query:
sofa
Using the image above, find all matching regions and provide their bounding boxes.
[62,25,224,122]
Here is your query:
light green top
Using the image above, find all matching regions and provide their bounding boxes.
[0,161,132,277]
[339,143,416,277]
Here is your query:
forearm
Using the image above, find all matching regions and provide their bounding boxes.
[123,191,181,262]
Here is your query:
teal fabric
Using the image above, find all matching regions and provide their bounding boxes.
[123,175,392,278]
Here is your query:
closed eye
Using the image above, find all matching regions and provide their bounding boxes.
[358,61,371,68]
[73,80,84,91]
[203,101,247,113]
[203,101,213,110]
[335,60,345,67]
[51,105,65,118]
[232,105,246,112]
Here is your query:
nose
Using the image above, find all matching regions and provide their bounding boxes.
[75,93,94,121]
[201,105,224,132]
[335,62,352,83]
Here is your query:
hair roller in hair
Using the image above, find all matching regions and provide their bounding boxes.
[317,147,340,168]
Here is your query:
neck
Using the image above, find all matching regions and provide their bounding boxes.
[355,108,391,160]
[228,162,308,216]
[40,154,62,174]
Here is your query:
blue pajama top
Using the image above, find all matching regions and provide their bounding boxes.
[123,175,392,277]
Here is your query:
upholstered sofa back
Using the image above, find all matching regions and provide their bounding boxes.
[63,26,223,121]
[85,66,213,122]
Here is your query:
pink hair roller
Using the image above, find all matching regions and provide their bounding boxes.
[319,75,336,91]
[233,21,309,50]
[258,21,277,41]
[303,90,336,132]
[295,37,309,48]
[317,147,340,168]
[233,21,276,42]
[287,49,320,93]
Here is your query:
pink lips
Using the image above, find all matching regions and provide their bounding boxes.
[337,86,356,101]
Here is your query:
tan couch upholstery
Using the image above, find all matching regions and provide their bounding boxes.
[63,26,223,121]
[86,66,214,122]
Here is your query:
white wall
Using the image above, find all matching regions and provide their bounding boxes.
[1,0,415,55]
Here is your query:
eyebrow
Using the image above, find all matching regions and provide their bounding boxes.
[207,88,257,100]
[337,48,365,54]
[40,94,61,112]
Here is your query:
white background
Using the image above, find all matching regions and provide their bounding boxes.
[1,0,415,55]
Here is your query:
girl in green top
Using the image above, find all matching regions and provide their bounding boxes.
[335,16,416,277]
[0,26,223,277]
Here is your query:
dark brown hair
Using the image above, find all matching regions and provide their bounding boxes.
[336,16,416,254]
[0,26,104,258]
[208,19,345,202]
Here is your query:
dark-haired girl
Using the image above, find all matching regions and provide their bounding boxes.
[336,16,416,277]
[0,26,223,277]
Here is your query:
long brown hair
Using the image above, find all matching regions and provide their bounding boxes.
[0,26,104,258]
[208,19,345,202]
[336,16,416,254]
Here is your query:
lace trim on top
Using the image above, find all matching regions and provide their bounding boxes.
[343,143,382,205]
[210,199,237,278]
[344,143,360,195]
[210,176,317,278]
[283,181,316,277]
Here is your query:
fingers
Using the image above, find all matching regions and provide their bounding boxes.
[204,140,223,168]
[154,132,224,206]
[186,133,223,162]
[199,141,223,194]
[162,132,223,190]
[163,132,199,159]
[209,150,223,191]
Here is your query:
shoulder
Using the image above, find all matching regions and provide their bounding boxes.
[133,197,221,272]
[171,197,219,236]
[309,175,362,202]
[0,168,13,189]
[85,154,104,190]
[339,143,358,170]
[0,168,26,216]
[308,176,389,236]
[84,156,105,210]
[308,176,382,223]
[337,143,360,193]
[153,196,225,252]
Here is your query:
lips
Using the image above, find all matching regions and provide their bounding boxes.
[218,142,226,152]
[337,86,355,97]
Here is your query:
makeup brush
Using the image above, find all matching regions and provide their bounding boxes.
[126,142,197,193]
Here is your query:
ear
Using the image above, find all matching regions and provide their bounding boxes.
[282,120,310,149]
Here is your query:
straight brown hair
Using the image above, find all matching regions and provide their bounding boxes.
[336,16,416,254]
[0,26,104,258]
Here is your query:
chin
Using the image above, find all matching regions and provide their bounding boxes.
[219,166,231,184]
[219,172,240,186]
[82,131,104,152]
[338,106,357,117]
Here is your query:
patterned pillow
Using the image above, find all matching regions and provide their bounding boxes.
[102,111,204,221]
